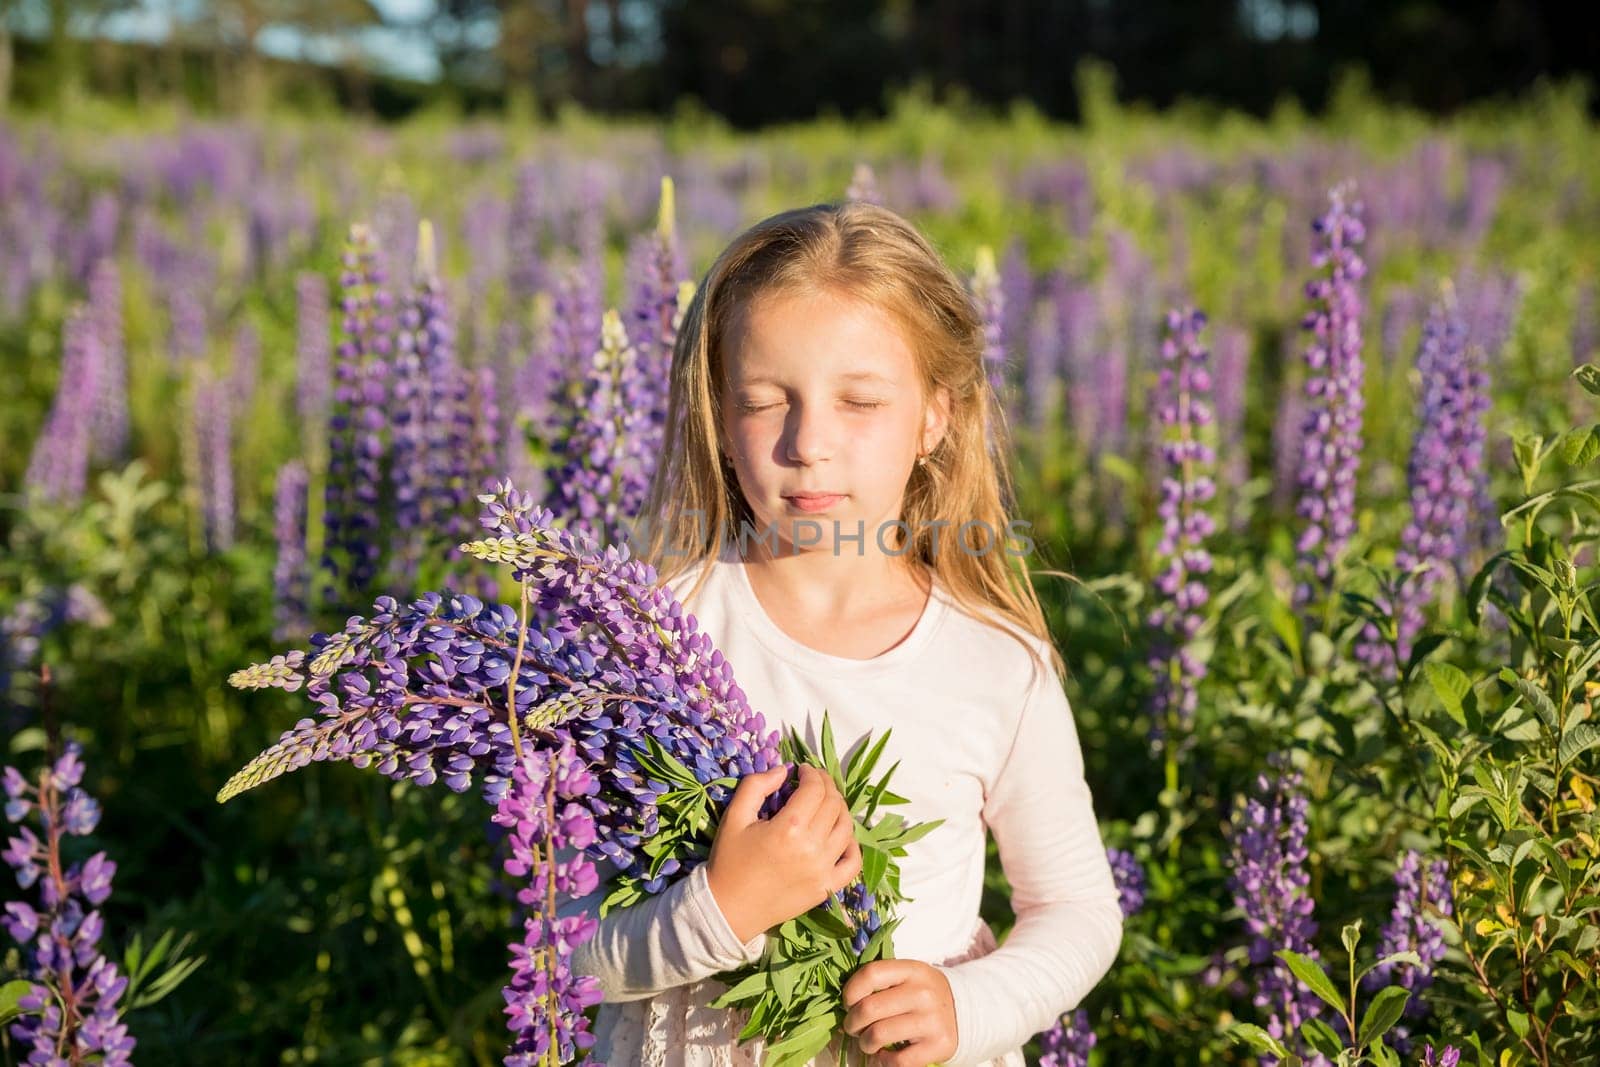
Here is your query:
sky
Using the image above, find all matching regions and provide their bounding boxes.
[78,0,1311,86]
[93,0,446,82]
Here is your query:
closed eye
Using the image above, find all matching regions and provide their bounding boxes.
[736,399,885,413]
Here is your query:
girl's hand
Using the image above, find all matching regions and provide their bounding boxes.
[706,763,863,943]
[841,959,958,1067]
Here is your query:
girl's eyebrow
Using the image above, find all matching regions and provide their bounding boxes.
[737,370,896,387]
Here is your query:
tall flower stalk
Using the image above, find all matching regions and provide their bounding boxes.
[3,741,135,1065]
[543,310,657,551]
[1226,755,1328,1065]
[1292,183,1368,616]
[1360,849,1453,1054]
[1147,307,1217,749]
[1355,291,1486,676]
[322,223,395,608]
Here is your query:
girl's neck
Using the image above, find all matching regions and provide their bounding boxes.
[736,539,931,623]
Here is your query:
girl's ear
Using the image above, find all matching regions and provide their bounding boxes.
[921,383,953,454]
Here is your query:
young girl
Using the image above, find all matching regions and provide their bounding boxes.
[557,202,1123,1066]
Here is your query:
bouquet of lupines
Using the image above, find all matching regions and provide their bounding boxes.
[219,481,941,1066]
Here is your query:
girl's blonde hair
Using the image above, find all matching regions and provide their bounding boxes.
[637,200,1067,682]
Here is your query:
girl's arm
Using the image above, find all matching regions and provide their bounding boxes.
[554,848,770,1003]
[929,661,1125,1067]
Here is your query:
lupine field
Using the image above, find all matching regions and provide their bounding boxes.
[3,72,1600,1065]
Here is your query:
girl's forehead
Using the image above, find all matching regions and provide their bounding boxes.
[724,288,919,380]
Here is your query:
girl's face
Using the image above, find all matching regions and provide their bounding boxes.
[718,287,950,558]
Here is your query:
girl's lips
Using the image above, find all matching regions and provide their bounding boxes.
[783,494,846,513]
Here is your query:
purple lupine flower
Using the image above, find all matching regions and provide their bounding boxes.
[1106,846,1146,918]
[1053,273,1105,451]
[1024,288,1063,434]
[191,363,235,552]
[273,460,311,642]
[1146,308,1217,741]
[388,227,435,591]
[623,178,688,448]
[507,161,545,303]
[1421,1044,1462,1067]
[495,739,605,1065]
[3,741,136,1065]
[168,284,209,365]
[1037,1008,1095,1067]
[1361,850,1453,1054]
[996,240,1034,424]
[1226,754,1328,1065]
[86,258,129,465]
[322,223,395,608]
[70,191,120,287]
[845,162,882,205]
[229,319,261,418]
[406,224,479,559]
[296,270,332,433]
[373,188,419,297]
[542,310,658,552]
[1292,182,1367,613]
[24,306,102,507]
[1354,297,1487,676]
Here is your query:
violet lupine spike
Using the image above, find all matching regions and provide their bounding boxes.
[1146,307,1217,743]
[1037,1008,1095,1067]
[623,177,688,463]
[1421,1045,1462,1067]
[229,319,261,419]
[1106,846,1146,919]
[409,222,477,552]
[389,244,433,592]
[191,363,236,552]
[543,310,658,552]
[508,161,545,303]
[26,305,105,508]
[87,258,129,465]
[1354,295,1486,677]
[3,741,136,1065]
[322,223,395,609]
[273,459,311,642]
[1292,182,1368,614]
[1360,849,1453,1055]
[495,740,605,1066]
[168,284,209,365]
[1226,754,1328,1066]
[295,270,332,434]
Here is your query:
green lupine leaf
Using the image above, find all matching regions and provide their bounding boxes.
[0,981,38,1026]
[1358,986,1411,1047]
[1274,950,1344,1016]
[1559,723,1600,765]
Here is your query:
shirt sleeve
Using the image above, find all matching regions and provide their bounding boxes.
[555,850,771,1004]
[929,653,1124,1066]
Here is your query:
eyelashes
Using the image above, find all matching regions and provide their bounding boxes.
[737,400,884,414]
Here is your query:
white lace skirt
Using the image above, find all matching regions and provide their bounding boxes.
[587,916,1027,1067]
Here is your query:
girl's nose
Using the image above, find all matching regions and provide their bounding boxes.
[784,401,837,465]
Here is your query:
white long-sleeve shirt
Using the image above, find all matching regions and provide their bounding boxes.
[557,545,1124,1066]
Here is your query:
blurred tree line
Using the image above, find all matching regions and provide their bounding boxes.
[1,0,1596,122]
